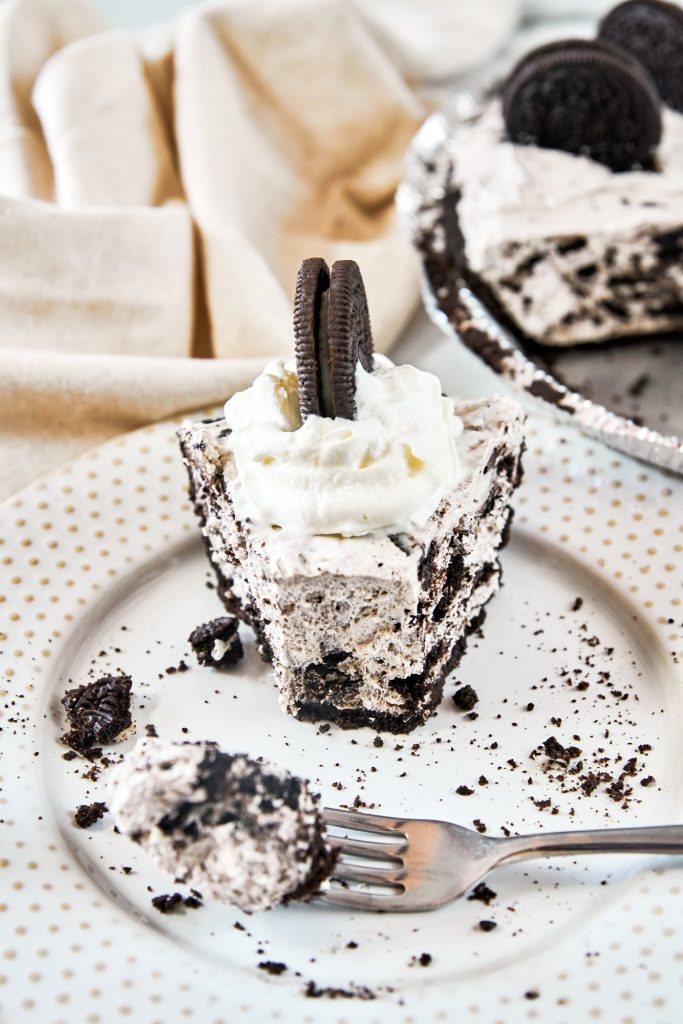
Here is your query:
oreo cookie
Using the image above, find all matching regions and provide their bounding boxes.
[293,258,330,419]
[293,258,373,420]
[503,38,662,171]
[599,0,683,113]
[189,616,243,669]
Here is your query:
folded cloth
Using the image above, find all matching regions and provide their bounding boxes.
[1,348,265,498]
[0,0,515,501]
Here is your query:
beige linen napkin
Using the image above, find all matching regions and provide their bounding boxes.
[0,0,428,499]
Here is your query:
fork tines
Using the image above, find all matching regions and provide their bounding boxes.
[321,807,408,908]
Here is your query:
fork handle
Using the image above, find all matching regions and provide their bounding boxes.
[498,824,683,861]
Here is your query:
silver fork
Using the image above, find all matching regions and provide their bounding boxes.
[320,807,683,912]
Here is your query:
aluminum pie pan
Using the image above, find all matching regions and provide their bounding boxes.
[397,102,683,476]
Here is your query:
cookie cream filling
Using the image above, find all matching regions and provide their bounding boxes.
[453,99,683,345]
[211,639,229,661]
[222,354,463,536]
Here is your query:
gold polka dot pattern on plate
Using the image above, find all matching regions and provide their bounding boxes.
[0,405,681,1023]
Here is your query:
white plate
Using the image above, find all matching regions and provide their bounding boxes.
[1,397,682,1024]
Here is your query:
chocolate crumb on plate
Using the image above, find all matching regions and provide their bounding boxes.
[453,684,479,711]
[74,802,107,829]
[189,617,244,669]
[258,961,288,976]
[456,785,474,796]
[61,674,132,758]
[542,735,582,763]
[165,660,190,675]
[304,981,376,1001]
[151,893,203,915]
[467,882,497,905]
[581,773,603,796]
[151,893,184,914]
[479,920,498,932]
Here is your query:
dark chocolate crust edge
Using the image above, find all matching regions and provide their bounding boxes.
[417,169,683,412]
[292,603,489,735]
[422,188,570,406]
[178,429,274,661]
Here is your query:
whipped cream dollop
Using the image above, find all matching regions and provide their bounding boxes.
[223,354,463,536]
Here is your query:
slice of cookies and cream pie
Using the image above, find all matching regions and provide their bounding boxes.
[445,14,683,348]
[179,259,524,733]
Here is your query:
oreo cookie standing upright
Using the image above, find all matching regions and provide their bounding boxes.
[599,0,683,112]
[293,257,330,419]
[502,38,662,171]
[293,258,374,421]
[326,261,373,420]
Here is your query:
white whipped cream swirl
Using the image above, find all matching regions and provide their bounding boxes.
[223,354,462,536]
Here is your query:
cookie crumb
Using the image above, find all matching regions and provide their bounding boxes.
[453,685,479,711]
[258,961,287,976]
[151,892,203,914]
[74,802,107,829]
[189,617,243,669]
[61,675,132,758]
[468,882,497,905]
[304,981,375,1000]
[542,736,581,763]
